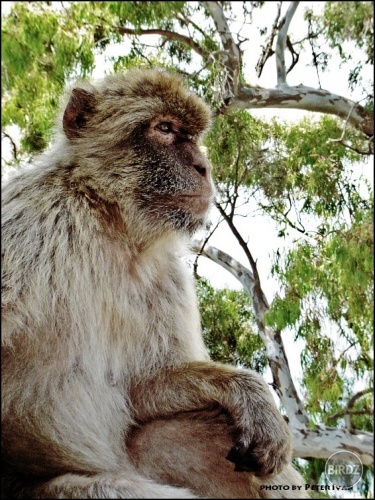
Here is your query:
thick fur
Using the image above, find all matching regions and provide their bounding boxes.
[1,68,306,498]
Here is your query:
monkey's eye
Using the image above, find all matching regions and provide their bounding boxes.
[157,122,174,133]
[186,133,193,141]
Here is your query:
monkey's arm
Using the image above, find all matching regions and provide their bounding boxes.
[130,361,291,477]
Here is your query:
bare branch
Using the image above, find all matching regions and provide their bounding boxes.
[201,1,240,93]
[348,388,374,409]
[117,26,209,59]
[2,131,18,161]
[117,8,373,138]
[276,1,299,86]
[191,239,256,290]
[286,36,299,74]
[233,84,374,137]
[306,14,325,89]
[132,44,154,66]
[327,97,374,154]
[256,2,282,78]
[191,240,309,429]
[292,426,373,466]
[325,388,373,431]
[175,12,209,41]
[327,408,372,422]
[215,202,261,283]
[260,200,306,234]
[201,2,240,61]
[193,217,223,279]
[333,139,374,156]
[329,97,364,142]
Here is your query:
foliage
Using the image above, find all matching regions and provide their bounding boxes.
[2,2,97,153]
[196,278,267,373]
[1,1,192,158]
[204,102,373,427]
[322,1,374,65]
[205,110,269,188]
[305,1,374,93]
[264,197,373,422]
[294,458,330,498]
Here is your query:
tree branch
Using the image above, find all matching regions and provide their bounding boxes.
[232,84,374,137]
[327,97,374,153]
[118,8,373,138]
[191,240,309,430]
[256,2,282,78]
[2,131,18,161]
[327,408,372,422]
[190,242,373,465]
[334,388,374,430]
[117,26,209,59]
[276,1,299,86]
[286,36,299,74]
[292,426,373,466]
[215,201,261,283]
[201,1,241,94]
[193,217,223,279]
[347,388,373,408]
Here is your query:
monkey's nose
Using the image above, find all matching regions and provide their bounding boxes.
[194,163,208,177]
[193,156,211,179]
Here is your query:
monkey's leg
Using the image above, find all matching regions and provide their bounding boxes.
[130,362,292,477]
[128,410,309,499]
[2,471,199,499]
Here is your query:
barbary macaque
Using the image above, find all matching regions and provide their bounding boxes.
[2,67,306,498]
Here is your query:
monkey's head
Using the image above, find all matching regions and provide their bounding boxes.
[61,68,215,241]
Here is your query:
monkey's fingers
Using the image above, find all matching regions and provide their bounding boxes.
[226,443,261,472]
[226,438,290,477]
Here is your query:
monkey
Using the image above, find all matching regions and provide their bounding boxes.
[1,67,307,498]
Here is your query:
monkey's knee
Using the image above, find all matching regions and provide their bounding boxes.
[127,411,308,499]
[127,410,256,498]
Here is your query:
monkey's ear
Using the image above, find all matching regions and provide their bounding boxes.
[63,88,96,140]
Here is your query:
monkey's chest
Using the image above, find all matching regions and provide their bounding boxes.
[106,272,205,377]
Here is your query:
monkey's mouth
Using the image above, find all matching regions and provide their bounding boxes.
[174,194,213,201]
[170,194,213,215]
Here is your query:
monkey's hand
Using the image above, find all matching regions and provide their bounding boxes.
[222,370,292,477]
[130,362,292,478]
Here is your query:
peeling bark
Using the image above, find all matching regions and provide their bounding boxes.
[233,85,374,137]
[201,1,241,94]
[292,427,373,467]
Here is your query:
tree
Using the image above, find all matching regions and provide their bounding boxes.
[2,1,373,492]
[196,278,268,373]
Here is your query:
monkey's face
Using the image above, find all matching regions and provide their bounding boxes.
[61,69,215,238]
[133,115,215,234]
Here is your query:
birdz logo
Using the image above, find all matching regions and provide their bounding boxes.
[325,451,363,488]
[260,451,363,493]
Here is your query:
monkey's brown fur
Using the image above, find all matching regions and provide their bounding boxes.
[2,68,307,498]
